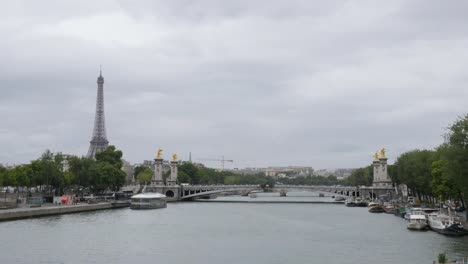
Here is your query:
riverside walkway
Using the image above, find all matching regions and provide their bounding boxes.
[0,203,119,222]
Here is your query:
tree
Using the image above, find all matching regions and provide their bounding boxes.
[95,146,123,169]
[345,166,373,186]
[37,150,64,195]
[394,149,435,200]
[133,165,147,181]
[97,162,126,192]
[137,168,153,184]
[440,114,468,218]
[12,165,32,189]
[0,164,6,174]
[178,162,200,184]
[431,159,458,201]
[177,171,191,184]
[68,156,98,189]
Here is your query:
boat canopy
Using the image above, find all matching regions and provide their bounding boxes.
[409,215,427,220]
[131,193,166,199]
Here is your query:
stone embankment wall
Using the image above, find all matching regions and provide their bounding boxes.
[0,203,112,221]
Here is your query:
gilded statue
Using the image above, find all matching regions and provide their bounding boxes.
[156,149,163,159]
[374,152,379,161]
[380,148,386,158]
[172,154,178,161]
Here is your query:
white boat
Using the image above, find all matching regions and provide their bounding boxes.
[334,196,346,202]
[427,213,468,236]
[130,193,167,209]
[407,213,428,230]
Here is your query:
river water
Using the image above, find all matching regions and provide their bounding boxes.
[1,193,467,264]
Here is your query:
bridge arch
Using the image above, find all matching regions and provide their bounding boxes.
[165,190,175,197]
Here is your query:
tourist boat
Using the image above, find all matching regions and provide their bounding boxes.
[427,213,468,236]
[406,209,428,230]
[130,193,167,209]
[368,201,379,207]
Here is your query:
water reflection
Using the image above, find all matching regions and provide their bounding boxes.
[0,192,467,264]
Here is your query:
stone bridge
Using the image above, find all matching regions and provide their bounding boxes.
[180,185,260,200]
[123,184,396,201]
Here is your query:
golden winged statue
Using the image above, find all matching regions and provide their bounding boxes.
[156,149,163,159]
[380,148,386,158]
[172,154,178,161]
[374,152,379,161]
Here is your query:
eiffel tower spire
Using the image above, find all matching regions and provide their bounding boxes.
[87,68,109,158]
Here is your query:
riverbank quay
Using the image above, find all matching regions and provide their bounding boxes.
[0,202,127,222]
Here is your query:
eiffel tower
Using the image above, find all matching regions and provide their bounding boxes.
[87,69,109,158]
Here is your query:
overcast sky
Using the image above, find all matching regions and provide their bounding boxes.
[1,1,467,169]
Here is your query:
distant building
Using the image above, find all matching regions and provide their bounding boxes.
[314,169,334,177]
[231,166,313,178]
[334,168,354,178]
[122,159,135,184]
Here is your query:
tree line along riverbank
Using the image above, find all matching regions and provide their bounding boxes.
[1,115,467,219]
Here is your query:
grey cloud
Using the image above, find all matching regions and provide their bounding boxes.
[1,1,467,169]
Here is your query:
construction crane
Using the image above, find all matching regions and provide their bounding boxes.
[196,156,233,171]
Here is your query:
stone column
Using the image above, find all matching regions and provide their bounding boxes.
[153,158,164,185]
[379,157,390,187]
[372,160,380,186]
[168,161,178,186]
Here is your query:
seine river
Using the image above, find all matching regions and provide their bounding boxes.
[1,193,467,264]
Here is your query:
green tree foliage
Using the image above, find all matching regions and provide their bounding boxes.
[68,157,99,193]
[223,173,273,186]
[133,165,147,180]
[1,146,127,195]
[394,149,435,198]
[344,166,373,186]
[95,162,126,192]
[137,167,153,184]
[95,146,123,169]
[30,150,65,194]
[431,159,458,200]
[177,170,191,184]
[439,114,468,218]
[177,162,272,186]
[178,162,200,184]
[277,175,340,186]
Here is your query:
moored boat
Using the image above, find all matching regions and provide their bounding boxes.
[406,213,428,230]
[355,198,368,207]
[334,196,346,202]
[130,193,167,209]
[427,213,468,236]
[369,204,385,213]
[398,207,408,218]
[383,203,397,214]
[345,198,357,207]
